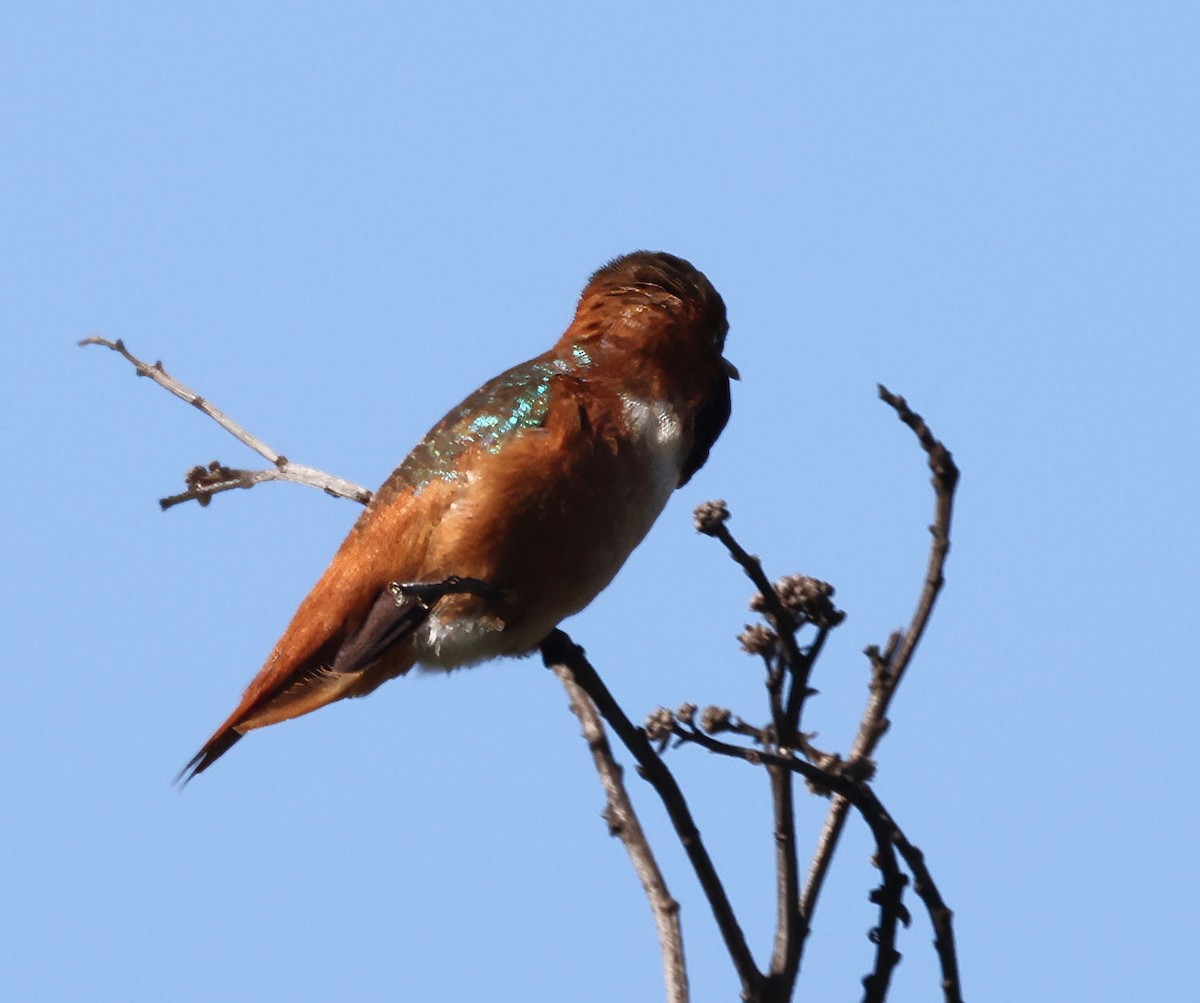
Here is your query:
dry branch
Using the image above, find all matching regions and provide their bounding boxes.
[79,336,371,508]
[800,387,958,934]
[539,630,763,999]
[547,660,689,1003]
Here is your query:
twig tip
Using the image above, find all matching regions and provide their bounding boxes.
[693,499,731,535]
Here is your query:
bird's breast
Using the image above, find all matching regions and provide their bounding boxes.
[616,391,686,523]
[408,389,688,670]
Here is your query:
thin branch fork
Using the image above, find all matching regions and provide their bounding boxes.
[670,716,962,1003]
[540,630,763,1000]
[672,722,907,1002]
[79,336,371,509]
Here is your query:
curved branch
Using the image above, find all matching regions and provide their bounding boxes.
[801,385,959,976]
[673,726,907,1003]
[891,831,963,1003]
[686,724,963,1002]
[863,384,958,711]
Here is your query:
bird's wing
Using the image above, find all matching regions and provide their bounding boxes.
[178,356,566,783]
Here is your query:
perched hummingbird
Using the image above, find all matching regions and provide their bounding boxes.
[180,251,736,782]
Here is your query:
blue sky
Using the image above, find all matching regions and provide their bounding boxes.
[4,4,1198,1000]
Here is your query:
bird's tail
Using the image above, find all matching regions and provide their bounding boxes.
[175,727,243,786]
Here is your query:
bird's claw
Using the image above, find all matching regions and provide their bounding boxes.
[390,576,503,610]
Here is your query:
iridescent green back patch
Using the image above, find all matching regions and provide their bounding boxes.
[398,353,584,493]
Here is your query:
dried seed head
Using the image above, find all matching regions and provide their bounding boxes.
[644,707,675,742]
[752,574,847,628]
[693,499,731,535]
[738,623,778,657]
[699,705,733,733]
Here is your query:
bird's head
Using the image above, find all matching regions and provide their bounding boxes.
[564,250,738,385]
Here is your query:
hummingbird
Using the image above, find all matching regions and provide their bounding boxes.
[179,251,737,782]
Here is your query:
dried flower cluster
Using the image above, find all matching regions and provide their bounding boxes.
[737,622,778,657]
[751,574,846,629]
[644,706,675,743]
[699,705,733,734]
[692,498,731,535]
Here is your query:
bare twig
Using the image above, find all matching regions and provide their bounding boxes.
[695,504,807,713]
[695,504,806,999]
[549,662,689,1003]
[670,724,908,1003]
[539,630,764,1000]
[79,336,371,507]
[762,763,803,1001]
[156,460,371,511]
[697,504,849,1000]
[892,832,963,1003]
[801,385,959,945]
